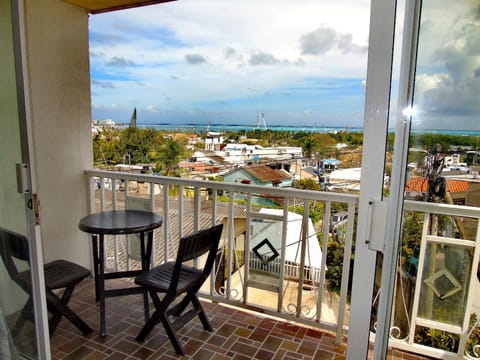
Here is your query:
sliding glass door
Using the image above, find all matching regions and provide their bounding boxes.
[372,0,480,358]
[0,0,49,358]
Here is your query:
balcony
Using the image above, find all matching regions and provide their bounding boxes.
[62,169,478,359]
[49,278,431,360]
[86,169,358,343]
[2,0,479,358]
[50,278,349,359]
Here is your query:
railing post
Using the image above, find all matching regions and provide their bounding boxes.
[296,200,309,317]
[337,202,356,344]
[163,183,169,264]
[317,201,331,322]
[226,193,235,301]
[277,202,288,312]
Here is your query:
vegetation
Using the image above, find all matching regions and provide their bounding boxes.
[409,133,480,152]
[325,239,346,293]
[153,138,189,176]
[415,327,458,352]
[293,178,321,191]
[93,127,191,175]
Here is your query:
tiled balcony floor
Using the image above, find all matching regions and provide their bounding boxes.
[48,278,431,359]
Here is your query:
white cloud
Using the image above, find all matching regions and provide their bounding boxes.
[147,105,159,112]
[185,54,208,65]
[106,56,135,67]
[89,0,370,124]
[410,0,480,129]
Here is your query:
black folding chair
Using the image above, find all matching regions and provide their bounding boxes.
[135,223,223,355]
[0,227,92,336]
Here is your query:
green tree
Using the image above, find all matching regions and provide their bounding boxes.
[120,127,158,164]
[92,128,123,166]
[294,178,320,191]
[155,139,189,176]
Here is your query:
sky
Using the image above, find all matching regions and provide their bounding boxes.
[89,0,370,128]
[411,0,480,131]
[89,0,480,131]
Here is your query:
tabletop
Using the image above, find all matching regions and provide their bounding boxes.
[78,210,163,235]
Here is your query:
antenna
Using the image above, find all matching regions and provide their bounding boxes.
[256,112,267,130]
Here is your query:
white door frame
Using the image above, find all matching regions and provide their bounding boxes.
[346,0,397,358]
[10,0,50,357]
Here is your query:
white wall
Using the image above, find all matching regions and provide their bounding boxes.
[24,0,93,267]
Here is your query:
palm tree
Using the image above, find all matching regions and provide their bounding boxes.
[155,139,188,176]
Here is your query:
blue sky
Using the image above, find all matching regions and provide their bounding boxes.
[89,0,370,127]
[89,0,480,131]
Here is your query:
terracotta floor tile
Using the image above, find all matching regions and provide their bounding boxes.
[313,349,335,360]
[249,327,270,342]
[130,346,154,360]
[62,345,95,360]
[255,348,275,360]
[281,339,299,352]
[229,340,257,357]
[45,278,431,360]
[234,326,252,338]
[262,335,282,352]
[207,334,227,347]
[216,323,237,337]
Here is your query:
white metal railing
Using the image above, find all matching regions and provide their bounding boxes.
[249,256,322,285]
[375,200,480,360]
[85,169,358,343]
[84,169,480,358]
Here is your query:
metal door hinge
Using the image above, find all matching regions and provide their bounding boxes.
[366,198,389,253]
[33,193,40,225]
[16,163,30,194]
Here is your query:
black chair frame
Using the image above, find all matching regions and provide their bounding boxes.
[0,227,92,336]
[135,223,223,355]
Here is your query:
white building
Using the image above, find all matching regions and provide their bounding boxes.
[217,143,302,165]
[204,131,224,151]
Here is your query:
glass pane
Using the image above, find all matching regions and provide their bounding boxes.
[418,243,472,326]
[0,0,38,358]
[387,0,480,356]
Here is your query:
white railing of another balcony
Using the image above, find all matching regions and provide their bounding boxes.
[85,169,359,344]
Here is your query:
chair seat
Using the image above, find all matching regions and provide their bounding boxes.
[1,226,93,336]
[135,262,204,295]
[134,224,223,355]
[19,259,91,290]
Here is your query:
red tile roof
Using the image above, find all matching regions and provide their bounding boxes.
[405,177,469,193]
[244,165,291,183]
[178,162,217,172]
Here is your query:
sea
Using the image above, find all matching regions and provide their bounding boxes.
[135,123,359,134]
[133,123,480,136]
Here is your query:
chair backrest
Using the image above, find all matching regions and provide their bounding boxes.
[0,227,30,291]
[170,223,223,292]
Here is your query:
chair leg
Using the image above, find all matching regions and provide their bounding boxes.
[136,290,164,342]
[142,288,150,324]
[168,293,191,317]
[159,311,185,355]
[190,293,212,332]
[47,286,92,336]
[136,291,185,355]
[12,297,33,337]
[135,309,161,342]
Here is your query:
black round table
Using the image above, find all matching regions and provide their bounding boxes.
[79,210,163,336]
